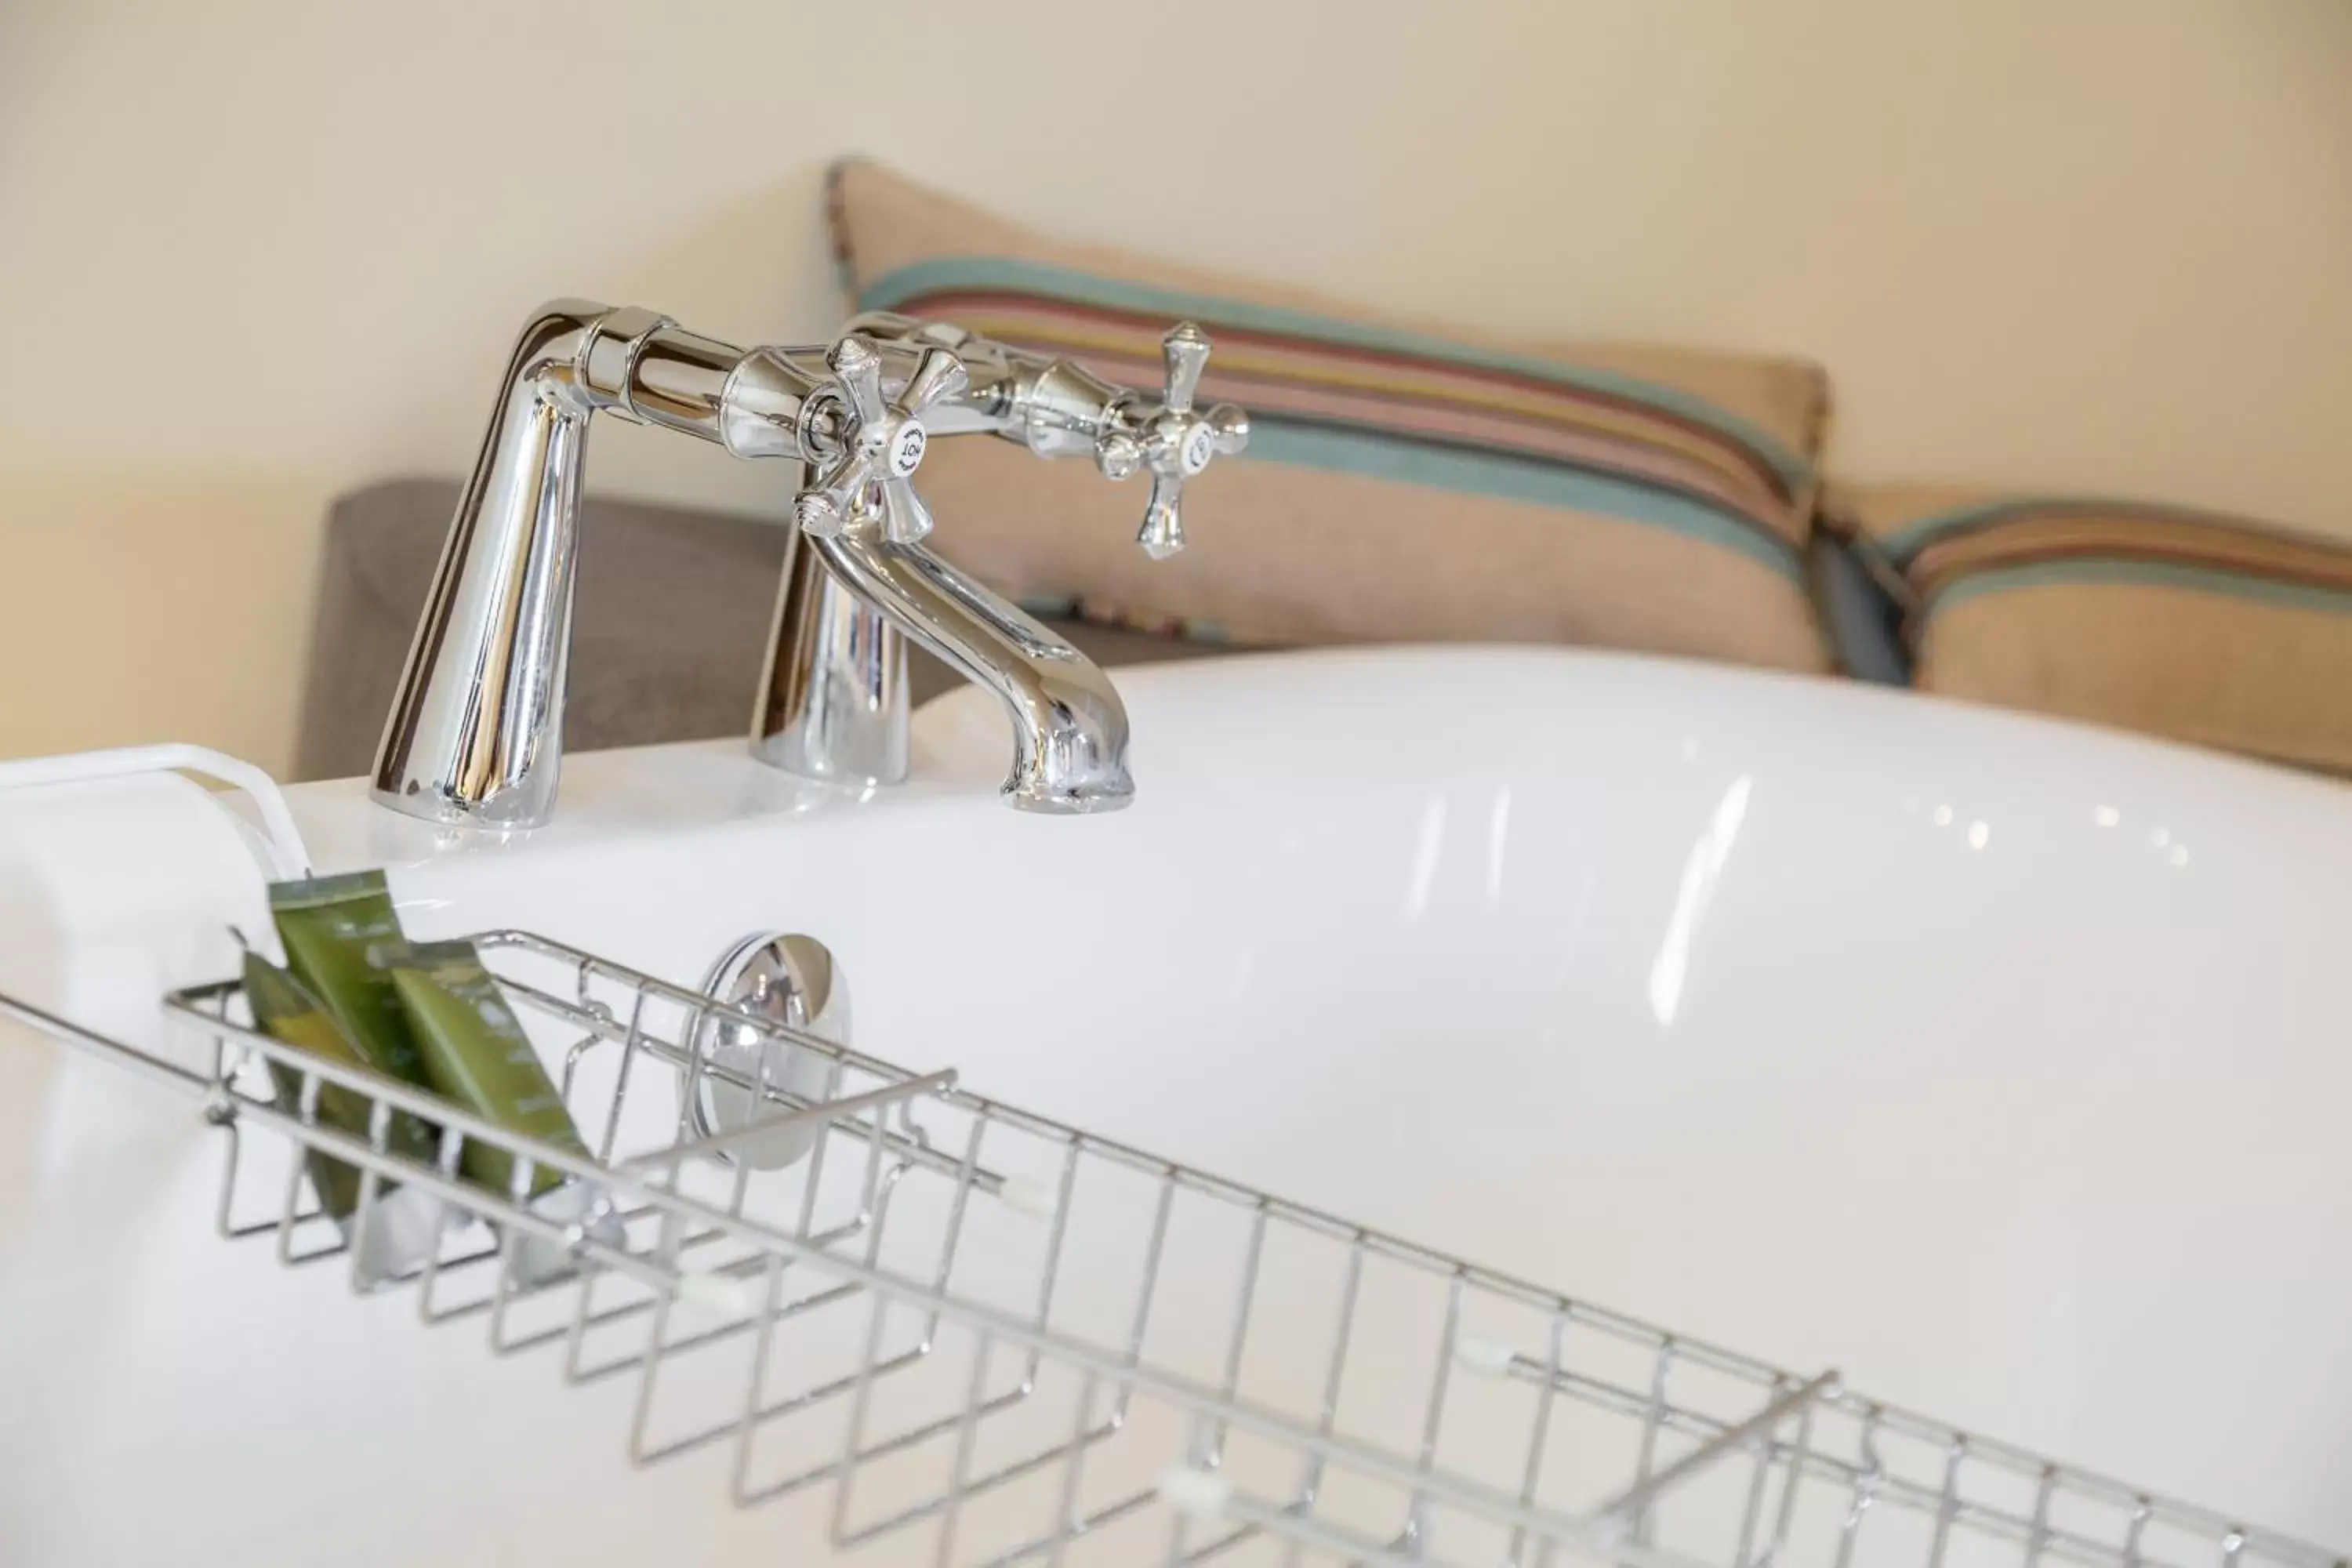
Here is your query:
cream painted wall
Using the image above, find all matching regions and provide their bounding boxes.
[2,0,2347,772]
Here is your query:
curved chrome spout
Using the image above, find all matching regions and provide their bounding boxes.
[804,524,1132,812]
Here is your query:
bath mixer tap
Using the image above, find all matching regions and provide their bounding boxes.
[369,300,1248,830]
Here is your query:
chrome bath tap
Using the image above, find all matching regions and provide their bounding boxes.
[370,301,1247,830]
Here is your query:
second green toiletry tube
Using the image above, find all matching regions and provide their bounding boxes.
[381,939,591,1198]
[379,938,624,1286]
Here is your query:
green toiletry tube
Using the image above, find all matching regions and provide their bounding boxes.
[242,949,444,1283]
[269,871,436,1084]
[269,869,445,1162]
[380,938,623,1287]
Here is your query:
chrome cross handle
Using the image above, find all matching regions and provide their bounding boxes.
[1091,322,1251,559]
[793,335,970,545]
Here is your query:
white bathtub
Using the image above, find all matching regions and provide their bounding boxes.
[2,648,2346,1564]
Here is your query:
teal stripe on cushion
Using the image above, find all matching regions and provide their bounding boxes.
[1244,416,1802,580]
[858,256,1817,496]
[1932,558,2352,620]
[1878,500,2038,564]
[1878,496,2263,566]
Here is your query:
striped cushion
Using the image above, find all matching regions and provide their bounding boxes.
[1830,482,2352,771]
[826,160,1834,671]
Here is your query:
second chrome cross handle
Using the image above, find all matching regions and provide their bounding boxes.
[1093,323,1253,559]
[790,320,1250,558]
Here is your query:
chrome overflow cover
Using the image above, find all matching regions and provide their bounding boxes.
[688,931,848,1170]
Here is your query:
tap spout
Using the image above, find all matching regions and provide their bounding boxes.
[802,524,1133,813]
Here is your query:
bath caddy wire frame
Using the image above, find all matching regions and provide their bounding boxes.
[0,929,2336,1568]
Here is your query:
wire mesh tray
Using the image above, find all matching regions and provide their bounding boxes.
[2,930,2338,1568]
